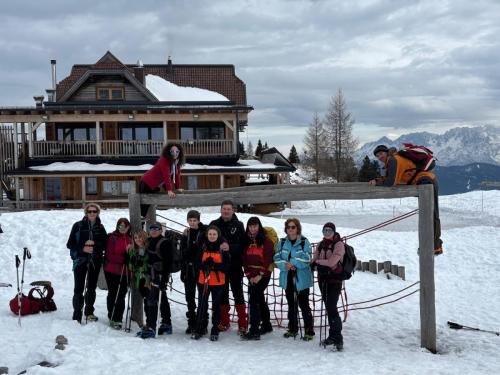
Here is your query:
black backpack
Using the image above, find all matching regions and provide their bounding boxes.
[156,230,184,273]
[339,243,357,280]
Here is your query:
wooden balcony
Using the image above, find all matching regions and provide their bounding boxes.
[32,139,234,158]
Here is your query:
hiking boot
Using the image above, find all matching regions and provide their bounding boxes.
[218,323,230,332]
[109,320,122,330]
[283,330,298,338]
[434,247,443,256]
[137,326,155,339]
[85,314,98,322]
[335,342,344,351]
[241,331,261,341]
[191,332,203,340]
[158,323,172,335]
[302,329,315,341]
[185,326,196,335]
[238,326,247,336]
[259,323,273,335]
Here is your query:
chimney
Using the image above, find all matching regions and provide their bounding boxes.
[167,56,173,75]
[134,59,145,84]
[33,95,44,108]
[50,59,57,101]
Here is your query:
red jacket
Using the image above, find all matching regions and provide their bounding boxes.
[141,156,181,191]
[104,232,132,276]
[243,237,274,278]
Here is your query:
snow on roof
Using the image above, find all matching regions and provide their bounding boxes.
[29,160,278,172]
[145,74,230,102]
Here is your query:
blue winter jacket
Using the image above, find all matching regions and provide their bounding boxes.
[273,236,313,291]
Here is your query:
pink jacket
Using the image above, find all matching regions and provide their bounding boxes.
[312,236,345,272]
[104,232,132,276]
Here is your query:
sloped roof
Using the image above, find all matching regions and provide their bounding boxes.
[56,51,248,105]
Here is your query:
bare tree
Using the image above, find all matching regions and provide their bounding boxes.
[324,89,358,182]
[302,112,328,183]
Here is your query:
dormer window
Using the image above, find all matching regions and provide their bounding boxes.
[96,87,124,101]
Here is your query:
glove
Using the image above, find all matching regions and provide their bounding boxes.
[203,257,215,269]
[317,265,331,276]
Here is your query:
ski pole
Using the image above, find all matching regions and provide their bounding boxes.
[20,248,31,295]
[448,321,500,336]
[293,275,302,339]
[110,264,125,325]
[15,255,21,327]
[83,258,91,324]
[155,275,163,338]
[319,281,325,347]
[194,269,211,336]
[324,281,329,347]
[124,267,132,332]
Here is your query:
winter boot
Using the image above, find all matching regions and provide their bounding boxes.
[218,304,231,331]
[302,328,315,341]
[185,311,196,334]
[241,331,261,341]
[85,314,99,322]
[137,326,155,339]
[109,320,122,330]
[235,304,248,335]
[259,322,273,335]
[158,322,173,335]
[210,326,219,342]
[283,330,298,339]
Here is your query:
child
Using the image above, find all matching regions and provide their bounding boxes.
[192,225,230,341]
[311,222,345,351]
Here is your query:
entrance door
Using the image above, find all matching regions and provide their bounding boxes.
[45,177,62,201]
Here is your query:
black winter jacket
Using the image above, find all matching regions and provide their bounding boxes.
[210,215,245,260]
[66,216,107,263]
[146,235,174,282]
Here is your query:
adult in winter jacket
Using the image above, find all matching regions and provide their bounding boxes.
[210,200,247,334]
[136,222,174,339]
[274,218,315,340]
[180,209,207,334]
[368,144,443,254]
[192,225,230,342]
[139,143,185,217]
[241,217,275,341]
[311,222,345,351]
[104,218,132,329]
[66,203,107,323]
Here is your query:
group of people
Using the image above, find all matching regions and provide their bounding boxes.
[66,200,347,350]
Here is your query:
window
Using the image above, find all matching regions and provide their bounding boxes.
[86,177,97,195]
[96,87,124,100]
[102,180,136,196]
[187,176,198,190]
[180,122,225,140]
[56,125,102,141]
[119,124,163,141]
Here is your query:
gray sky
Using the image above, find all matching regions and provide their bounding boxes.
[1,0,499,155]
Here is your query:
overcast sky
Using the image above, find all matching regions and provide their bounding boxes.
[1,0,499,155]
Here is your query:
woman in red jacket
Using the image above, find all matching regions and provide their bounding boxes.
[241,217,275,340]
[104,218,132,329]
[139,143,185,217]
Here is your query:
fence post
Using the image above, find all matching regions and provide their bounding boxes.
[383,261,392,273]
[369,260,377,274]
[129,193,142,234]
[418,184,436,353]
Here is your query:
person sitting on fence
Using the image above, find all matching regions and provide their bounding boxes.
[66,203,107,323]
[192,225,230,342]
[136,222,174,339]
[126,230,149,328]
[104,218,132,330]
[181,209,208,334]
[368,144,443,255]
[274,218,315,341]
[311,222,345,351]
[241,216,275,341]
[139,143,185,218]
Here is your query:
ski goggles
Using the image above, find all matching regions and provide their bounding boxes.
[322,228,334,234]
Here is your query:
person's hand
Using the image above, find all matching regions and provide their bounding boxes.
[167,190,176,198]
[220,242,230,252]
[368,179,377,186]
[203,257,215,268]
[285,262,294,271]
[177,188,184,193]
[83,245,93,254]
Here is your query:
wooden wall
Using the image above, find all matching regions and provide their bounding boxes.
[68,75,149,102]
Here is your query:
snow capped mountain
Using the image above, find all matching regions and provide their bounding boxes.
[356,125,500,166]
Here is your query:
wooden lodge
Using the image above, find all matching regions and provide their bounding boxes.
[0,52,295,209]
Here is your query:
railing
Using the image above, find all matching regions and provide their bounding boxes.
[32,139,234,157]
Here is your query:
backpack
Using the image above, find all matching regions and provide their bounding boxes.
[397,143,436,183]
[338,243,357,280]
[9,282,57,316]
[159,230,183,273]
[263,227,279,271]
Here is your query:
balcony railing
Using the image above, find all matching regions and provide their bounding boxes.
[32,139,234,158]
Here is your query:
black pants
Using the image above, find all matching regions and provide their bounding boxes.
[220,262,245,306]
[144,285,171,330]
[285,272,313,333]
[319,280,342,342]
[248,276,271,334]
[182,263,198,325]
[139,181,159,218]
[197,284,223,334]
[72,258,101,321]
[105,270,128,322]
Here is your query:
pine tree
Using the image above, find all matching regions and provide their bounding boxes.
[246,141,254,158]
[358,155,379,181]
[255,139,263,158]
[264,142,268,150]
[302,112,328,183]
[239,141,245,156]
[288,145,300,164]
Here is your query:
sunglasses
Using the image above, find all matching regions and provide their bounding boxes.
[286,225,297,229]
[149,227,162,231]
[118,224,128,229]
[322,228,334,234]
[87,210,98,214]
[170,149,180,155]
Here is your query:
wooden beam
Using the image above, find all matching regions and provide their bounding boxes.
[418,184,436,353]
[223,120,234,131]
[96,121,101,155]
[129,193,142,234]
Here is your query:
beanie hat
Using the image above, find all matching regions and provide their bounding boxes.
[187,210,200,220]
[373,144,389,156]
[323,222,336,233]
[148,222,163,231]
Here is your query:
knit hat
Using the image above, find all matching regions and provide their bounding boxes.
[373,144,389,156]
[322,222,336,233]
[187,210,200,220]
[148,222,163,231]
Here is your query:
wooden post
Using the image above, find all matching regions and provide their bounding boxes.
[378,262,384,272]
[383,261,392,273]
[95,121,101,155]
[13,122,19,168]
[15,177,20,209]
[356,260,362,271]
[398,266,406,281]
[163,121,168,144]
[146,205,156,230]
[81,177,86,207]
[129,193,142,234]
[369,260,377,274]
[232,119,238,155]
[28,122,33,158]
[361,262,369,272]
[418,184,436,353]
[391,264,399,275]
[220,174,224,190]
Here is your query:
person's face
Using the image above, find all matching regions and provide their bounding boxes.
[134,235,145,246]
[170,146,180,159]
[375,151,388,164]
[86,207,98,220]
[221,204,234,220]
[187,218,200,229]
[322,227,335,240]
[207,229,218,242]
[149,227,162,238]
[286,222,298,238]
[249,224,259,236]
[118,222,129,234]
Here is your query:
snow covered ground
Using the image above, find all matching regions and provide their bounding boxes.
[0,191,499,374]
